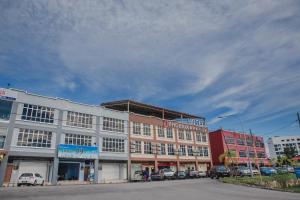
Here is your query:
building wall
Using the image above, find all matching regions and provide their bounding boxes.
[208,131,225,165]
[268,136,300,159]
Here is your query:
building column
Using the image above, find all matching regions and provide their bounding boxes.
[0,101,18,186]
[51,109,63,185]
[195,161,199,171]
[94,115,101,184]
[177,161,180,171]
[154,160,158,172]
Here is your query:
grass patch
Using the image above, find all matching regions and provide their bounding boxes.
[221,174,300,192]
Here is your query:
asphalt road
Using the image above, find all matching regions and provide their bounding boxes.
[0,179,299,200]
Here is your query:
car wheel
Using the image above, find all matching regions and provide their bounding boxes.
[17,184,21,187]
[33,180,37,186]
[41,181,44,186]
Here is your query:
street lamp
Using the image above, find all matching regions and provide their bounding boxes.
[218,114,253,177]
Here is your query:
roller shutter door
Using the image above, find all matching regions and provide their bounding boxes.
[18,161,48,180]
[102,163,120,181]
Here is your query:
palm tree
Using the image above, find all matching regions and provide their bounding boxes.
[219,150,237,167]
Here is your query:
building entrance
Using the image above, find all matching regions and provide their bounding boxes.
[58,162,80,181]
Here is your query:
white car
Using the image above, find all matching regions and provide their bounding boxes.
[162,168,175,179]
[198,171,207,178]
[17,173,45,186]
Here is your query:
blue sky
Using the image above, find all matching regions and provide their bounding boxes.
[0,0,300,139]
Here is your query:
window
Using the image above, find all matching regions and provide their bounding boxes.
[257,152,265,158]
[224,136,235,144]
[186,131,192,140]
[67,111,93,129]
[179,145,186,156]
[21,104,54,123]
[203,147,209,157]
[0,99,12,120]
[178,129,185,140]
[249,151,255,158]
[202,133,207,142]
[65,134,92,146]
[198,147,204,156]
[255,140,262,147]
[160,143,166,155]
[187,145,193,156]
[143,124,151,136]
[237,138,245,145]
[103,117,124,132]
[239,150,247,157]
[167,144,174,155]
[134,141,141,153]
[17,128,52,148]
[102,138,125,152]
[196,131,202,142]
[144,141,152,154]
[133,122,141,135]
[166,128,173,138]
[0,135,5,148]
[246,138,253,146]
[157,126,165,137]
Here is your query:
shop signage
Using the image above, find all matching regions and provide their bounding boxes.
[57,144,98,159]
[163,120,206,131]
[0,88,17,101]
[175,118,205,127]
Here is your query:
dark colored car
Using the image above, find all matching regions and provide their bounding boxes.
[209,165,230,179]
[260,167,277,176]
[175,171,186,179]
[150,172,163,181]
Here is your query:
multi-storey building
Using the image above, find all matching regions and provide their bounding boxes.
[0,88,128,186]
[268,136,300,159]
[101,100,211,179]
[209,129,268,166]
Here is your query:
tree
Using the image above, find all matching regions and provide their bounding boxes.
[219,150,237,167]
[283,147,298,159]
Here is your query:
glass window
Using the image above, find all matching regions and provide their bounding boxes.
[186,131,192,140]
[65,134,92,146]
[246,138,253,146]
[67,111,93,129]
[237,138,245,145]
[179,145,186,156]
[201,133,207,142]
[0,100,12,120]
[0,135,5,148]
[102,138,125,152]
[239,150,247,157]
[133,122,141,135]
[166,128,173,138]
[144,141,152,154]
[249,151,256,158]
[160,143,166,155]
[257,152,265,158]
[196,131,202,142]
[21,104,54,123]
[143,124,151,136]
[103,117,125,132]
[203,147,209,157]
[17,129,52,148]
[167,144,174,155]
[198,147,204,157]
[157,126,165,137]
[224,136,235,144]
[187,145,193,156]
[134,141,141,153]
[178,129,185,140]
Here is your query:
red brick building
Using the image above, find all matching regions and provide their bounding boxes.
[209,129,268,167]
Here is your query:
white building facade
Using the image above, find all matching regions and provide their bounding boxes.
[0,88,129,186]
[268,136,300,159]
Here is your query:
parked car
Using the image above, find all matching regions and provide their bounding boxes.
[282,165,295,173]
[17,173,44,186]
[209,165,230,179]
[175,171,186,179]
[230,166,252,177]
[131,171,143,181]
[198,171,207,178]
[260,167,277,176]
[162,168,175,180]
[251,168,260,175]
[150,172,164,181]
[187,170,199,178]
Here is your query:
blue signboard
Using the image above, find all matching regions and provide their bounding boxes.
[58,144,98,159]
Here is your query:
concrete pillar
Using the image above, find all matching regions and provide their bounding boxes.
[51,109,63,185]
[0,101,18,186]
[177,161,180,171]
[154,160,158,172]
[195,161,199,171]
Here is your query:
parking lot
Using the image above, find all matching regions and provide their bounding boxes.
[0,178,299,200]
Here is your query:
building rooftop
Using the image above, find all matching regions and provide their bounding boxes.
[101,99,205,120]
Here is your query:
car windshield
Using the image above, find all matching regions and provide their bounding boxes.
[164,169,172,172]
[217,166,227,170]
[178,171,185,174]
[239,166,249,170]
[21,173,33,177]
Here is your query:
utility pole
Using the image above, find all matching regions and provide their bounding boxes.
[297,112,300,127]
[248,129,253,177]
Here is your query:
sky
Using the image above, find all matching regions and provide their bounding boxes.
[0,0,300,140]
